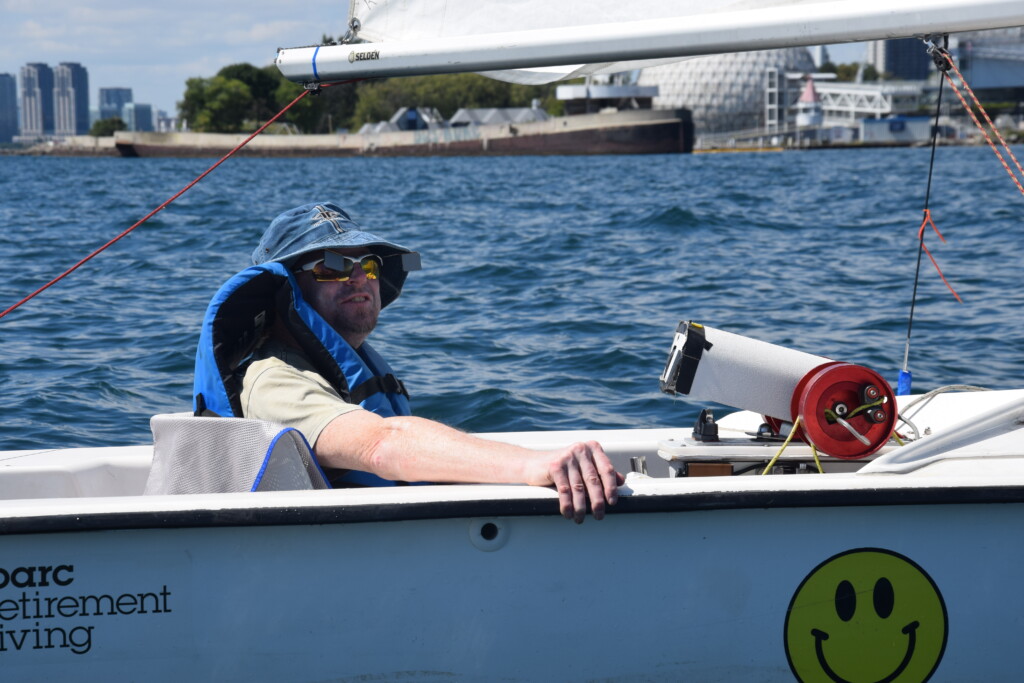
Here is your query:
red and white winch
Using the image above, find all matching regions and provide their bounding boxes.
[660,321,896,459]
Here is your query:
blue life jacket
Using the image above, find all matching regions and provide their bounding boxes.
[193,262,413,487]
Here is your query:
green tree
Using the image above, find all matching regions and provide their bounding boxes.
[179,76,254,132]
[827,63,882,82]
[180,61,360,134]
[89,117,127,137]
[509,82,565,115]
[275,79,321,132]
[247,35,365,133]
[218,63,282,122]
[834,63,859,81]
[351,80,404,128]
[175,51,564,134]
[178,77,209,130]
[273,79,361,133]
[319,80,360,132]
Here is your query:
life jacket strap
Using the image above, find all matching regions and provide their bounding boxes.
[349,374,409,404]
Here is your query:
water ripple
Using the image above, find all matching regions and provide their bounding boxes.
[2,148,1022,449]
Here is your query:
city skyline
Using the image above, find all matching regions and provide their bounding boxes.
[1,1,868,117]
[0,63,157,139]
[0,0,346,115]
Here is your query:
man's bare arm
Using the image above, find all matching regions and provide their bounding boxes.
[314,410,624,523]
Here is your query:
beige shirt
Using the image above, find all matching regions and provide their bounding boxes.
[240,338,363,447]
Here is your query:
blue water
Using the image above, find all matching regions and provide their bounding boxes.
[1,148,1022,451]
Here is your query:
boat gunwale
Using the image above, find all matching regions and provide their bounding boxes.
[3,483,1024,536]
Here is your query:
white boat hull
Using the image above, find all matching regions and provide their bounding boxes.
[2,390,1023,680]
[1,483,1022,679]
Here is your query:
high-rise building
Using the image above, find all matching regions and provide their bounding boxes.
[54,62,90,136]
[20,63,54,138]
[866,39,932,80]
[0,73,17,144]
[123,102,154,132]
[98,87,132,121]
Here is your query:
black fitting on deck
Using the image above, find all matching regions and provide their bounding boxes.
[692,408,720,443]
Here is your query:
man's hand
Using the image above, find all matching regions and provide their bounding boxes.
[316,412,624,522]
[529,441,625,523]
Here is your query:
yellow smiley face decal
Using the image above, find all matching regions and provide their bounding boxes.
[785,548,948,683]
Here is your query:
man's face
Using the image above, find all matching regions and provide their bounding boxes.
[294,249,382,348]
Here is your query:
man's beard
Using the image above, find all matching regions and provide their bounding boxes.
[330,307,379,340]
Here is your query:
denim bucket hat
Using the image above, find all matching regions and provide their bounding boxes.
[253,202,421,308]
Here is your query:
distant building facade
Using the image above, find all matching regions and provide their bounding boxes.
[554,82,658,116]
[155,110,178,132]
[0,73,17,143]
[98,87,132,121]
[358,107,445,134]
[954,27,1024,94]
[794,78,823,128]
[122,102,154,132]
[54,62,90,136]
[19,63,54,139]
[866,39,932,80]
[861,115,958,144]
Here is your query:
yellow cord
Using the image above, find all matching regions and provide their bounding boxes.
[823,397,885,423]
[847,397,884,419]
[811,444,823,474]
[761,415,802,475]
[892,431,905,446]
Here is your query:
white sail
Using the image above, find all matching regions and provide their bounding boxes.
[276,0,1024,84]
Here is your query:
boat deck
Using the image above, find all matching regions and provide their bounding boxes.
[1,390,1022,533]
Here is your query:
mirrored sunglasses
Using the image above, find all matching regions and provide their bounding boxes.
[295,251,382,282]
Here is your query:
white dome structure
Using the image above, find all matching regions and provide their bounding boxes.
[638,48,816,133]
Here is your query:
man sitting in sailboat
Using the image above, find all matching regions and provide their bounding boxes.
[193,201,623,522]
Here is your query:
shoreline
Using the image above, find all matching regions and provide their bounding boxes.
[111,109,693,158]
[3,134,1006,158]
[6,110,694,158]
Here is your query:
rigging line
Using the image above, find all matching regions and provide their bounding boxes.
[940,61,1024,197]
[901,37,948,379]
[761,415,802,475]
[940,46,1024,188]
[916,210,961,303]
[0,81,352,322]
[811,444,823,474]
[0,88,307,320]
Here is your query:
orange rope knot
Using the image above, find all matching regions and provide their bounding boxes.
[916,209,962,304]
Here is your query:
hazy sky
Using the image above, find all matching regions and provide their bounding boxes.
[0,0,344,114]
[1,0,866,116]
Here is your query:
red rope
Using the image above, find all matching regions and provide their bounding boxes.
[0,85,328,320]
